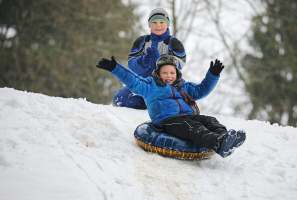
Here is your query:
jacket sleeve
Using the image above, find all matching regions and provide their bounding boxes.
[169,37,186,70]
[127,36,152,77]
[184,70,219,101]
[110,63,152,98]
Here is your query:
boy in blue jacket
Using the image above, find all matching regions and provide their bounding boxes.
[113,8,186,110]
[97,55,246,158]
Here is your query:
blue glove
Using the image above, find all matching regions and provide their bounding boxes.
[142,47,161,67]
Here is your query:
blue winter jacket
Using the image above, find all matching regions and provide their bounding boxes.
[128,29,186,78]
[111,63,219,126]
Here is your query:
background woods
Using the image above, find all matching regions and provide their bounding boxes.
[0,0,139,103]
[241,0,297,126]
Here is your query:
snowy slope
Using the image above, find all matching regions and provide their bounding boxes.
[0,88,297,200]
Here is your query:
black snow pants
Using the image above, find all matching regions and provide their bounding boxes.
[161,115,227,150]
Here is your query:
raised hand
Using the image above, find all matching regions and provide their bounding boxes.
[209,59,225,76]
[96,56,117,72]
[143,47,161,66]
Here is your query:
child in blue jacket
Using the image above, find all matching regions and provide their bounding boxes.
[97,55,246,158]
[113,8,186,110]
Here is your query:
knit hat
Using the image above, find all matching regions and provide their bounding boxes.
[152,55,182,80]
[148,8,170,27]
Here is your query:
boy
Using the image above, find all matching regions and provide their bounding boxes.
[96,55,246,158]
[113,8,186,110]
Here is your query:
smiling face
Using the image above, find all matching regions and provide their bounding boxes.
[159,65,177,84]
[150,20,168,35]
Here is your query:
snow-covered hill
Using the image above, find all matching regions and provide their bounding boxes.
[0,88,296,200]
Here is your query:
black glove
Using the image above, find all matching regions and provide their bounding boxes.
[209,59,225,76]
[96,56,117,72]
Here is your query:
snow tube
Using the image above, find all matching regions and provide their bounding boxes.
[134,121,215,159]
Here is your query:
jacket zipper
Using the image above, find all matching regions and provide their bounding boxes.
[170,85,182,114]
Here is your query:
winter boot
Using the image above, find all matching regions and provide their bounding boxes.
[217,130,246,158]
[223,130,246,157]
[217,129,237,158]
[234,130,246,148]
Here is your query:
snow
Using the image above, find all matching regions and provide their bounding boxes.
[0,87,297,200]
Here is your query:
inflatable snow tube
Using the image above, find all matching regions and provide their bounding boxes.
[134,121,215,160]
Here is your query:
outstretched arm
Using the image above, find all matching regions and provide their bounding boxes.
[128,48,160,77]
[96,56,151,97]
[127,36,161,77]
[186,59,224,100]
